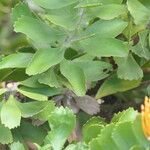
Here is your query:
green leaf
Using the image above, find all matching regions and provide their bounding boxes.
[139,0,150,9]
[74,60,112,82]
[18,86,62,97]
[0,88,7,96]
[26,48,64,75]
[38,68,60,88]
[12,2,33,23]
[17,88,48,101]
[45,107,76,150]
[45,4,79,30]
[85,19,127,38]
[14,16,63,45]
[111,108,138,123]
[90,124,118,150]
[127,0,150,25]
[1,69,29,82]
[16,101,49,118]
[83,116,106,127]
[147,85,150,96]
[35,144,51,150]
[149,33,150,46]
[45,125,70,150]
[132,115,150,148]
[10,141,25,150]
[1,96,21,129]
[115,54,143,80]
[19,121,47,144]
[132,31,150,60]
[0,69,13,81]
[96,74,141,98]
[20,75,42,88]
[112,122,139,150]
[48,107,76,130]
[83,117,105,143]
[32,0,78,9]
[34,101,55,121]
[76,0,102,8]
[83,124,104,143]
[65,142,89,150]
[79,37,128,57]
[0,53,33,69]
[129,145,145,150]
[93,4,127,20]
[101,0,123,4]
[0,123,13,144]
[60,60,86,96]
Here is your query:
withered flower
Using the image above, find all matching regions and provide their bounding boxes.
[141,96,150,140]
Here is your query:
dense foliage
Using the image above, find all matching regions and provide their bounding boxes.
[0,0,150,149]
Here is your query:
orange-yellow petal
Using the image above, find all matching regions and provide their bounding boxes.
[141,96,150,140]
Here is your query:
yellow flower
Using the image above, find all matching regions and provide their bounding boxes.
[141,96,150,140]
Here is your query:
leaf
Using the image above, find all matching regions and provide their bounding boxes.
[17,88,48,101]
[20,75,42,88]
[14,16,63,45]
[147,85,150,96]
[83,116,105,143]
[38,68,60,88]
[129,145,145,150]
[0,69,13,81]
[96,74,141,98]
[60,60,86,96]
[33,101,55,121]
[19,121,47,144]
[76,0,102,8]
[115,54,143,80]
[65,142,89,150]
[12,2,33,23]
[101,0,123,4]
[1,96,21,129]
[18,86,62,97]
[75,95,100,115]
[0,123,13,144]
[45,107,76,150]
[0,53,33,69]
[139,0,150,9]
[48,107,76,130]
[16,101,49,118]
[26,48,64,75]
[74,60,112,82]
[149,33,150,46]
[0,88,7,96]
[85,19,127,38]
[2,69,29,82]
[93,4,127,20]
[127,0,150,25]
[10,142,25,150]
[84,116,106,127]
[45,125,70,150]
[111,108,138,123]
[83,124,103,143]
[112,122,139,150]
[32,0,78,9]
[78,37,128,57]
[132,115,150,148]
[132,31,150,60]
[45,4,79,30]
[90,124,118,150]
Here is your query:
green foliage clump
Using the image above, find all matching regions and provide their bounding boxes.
[0,0,150,149]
